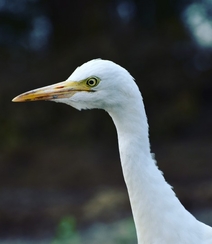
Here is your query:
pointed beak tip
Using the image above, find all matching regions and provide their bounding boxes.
[12,94,27,102]
[12,94,32,102]
[12,96,19,102]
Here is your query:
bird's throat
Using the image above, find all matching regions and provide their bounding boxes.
[108,96,197,244]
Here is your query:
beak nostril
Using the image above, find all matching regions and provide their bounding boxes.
[55,86,65,89]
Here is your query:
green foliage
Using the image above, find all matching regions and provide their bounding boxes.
[52,216,81,244]
[51,216,137,244]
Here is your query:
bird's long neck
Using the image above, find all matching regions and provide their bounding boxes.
[108,92,199,244]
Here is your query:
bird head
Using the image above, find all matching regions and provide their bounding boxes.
[12,59,138,112]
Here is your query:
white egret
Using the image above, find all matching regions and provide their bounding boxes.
[12,59,212,243]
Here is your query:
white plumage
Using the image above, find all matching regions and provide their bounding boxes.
[13,59,212,243]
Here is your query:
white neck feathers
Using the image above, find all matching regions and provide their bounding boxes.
[108,87,206,244]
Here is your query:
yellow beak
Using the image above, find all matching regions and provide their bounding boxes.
[12,80,91,102]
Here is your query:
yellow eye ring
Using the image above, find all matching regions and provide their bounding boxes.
[86,77,99,87]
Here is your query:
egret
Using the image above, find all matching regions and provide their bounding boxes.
[12,59,212,243]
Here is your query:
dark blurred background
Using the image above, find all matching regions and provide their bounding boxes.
[1,0,212,243]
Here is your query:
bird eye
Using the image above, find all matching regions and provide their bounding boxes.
[86,77,99,87]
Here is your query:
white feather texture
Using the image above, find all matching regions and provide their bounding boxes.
[30,59,212,243]
[53,59,212,244]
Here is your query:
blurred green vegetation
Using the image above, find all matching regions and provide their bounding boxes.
[52,216,81,244]
[52,216,136,244]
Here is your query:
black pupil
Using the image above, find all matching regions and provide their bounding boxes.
[89,79,95,85]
